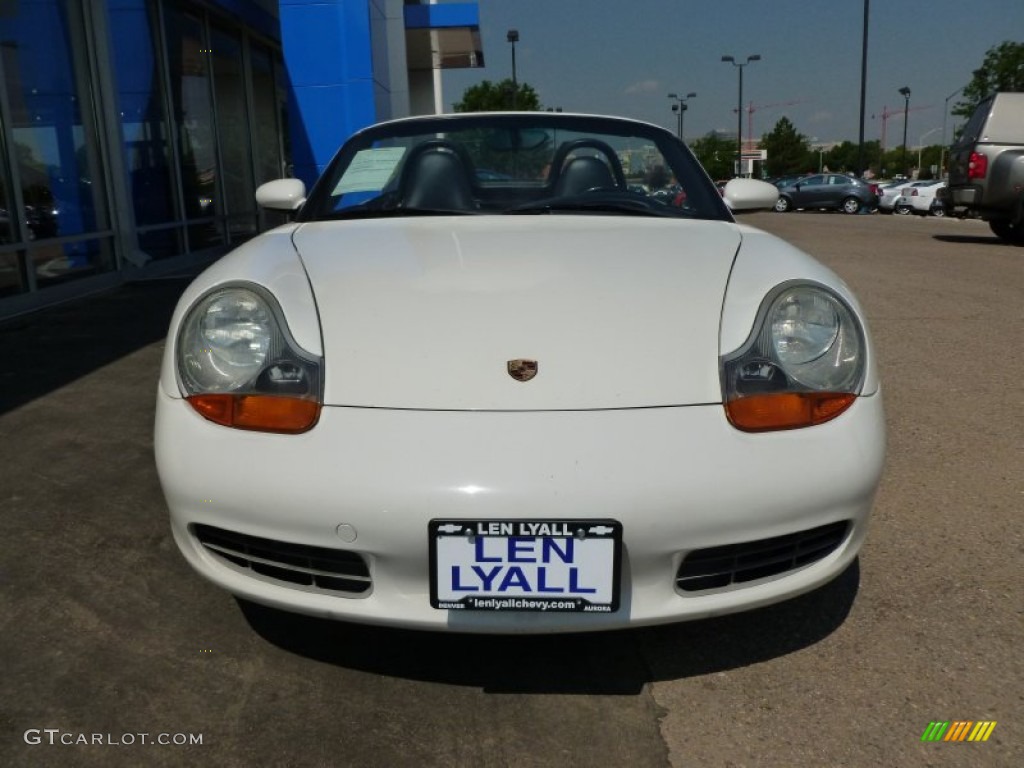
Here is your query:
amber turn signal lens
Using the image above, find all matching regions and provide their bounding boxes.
[725,392,857,432]
[187,394,320,433]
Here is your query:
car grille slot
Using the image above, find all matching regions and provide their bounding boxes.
[675,521,849,592]
[194,524,371,594]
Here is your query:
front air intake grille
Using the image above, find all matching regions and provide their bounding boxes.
[675,521,849,592]
[194,524,371,595]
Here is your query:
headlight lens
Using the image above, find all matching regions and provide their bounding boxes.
[180,289,273,393]
[176,285,322,433]
[722,283,866,431]
[769,286,862,391]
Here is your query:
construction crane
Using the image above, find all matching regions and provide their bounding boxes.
[734,99,809,149]
[874,103,932,152]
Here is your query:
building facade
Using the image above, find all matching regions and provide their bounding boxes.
[0,0,481,318]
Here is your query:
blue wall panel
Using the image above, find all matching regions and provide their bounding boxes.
[403,2,478,29]
[280,0,377,185]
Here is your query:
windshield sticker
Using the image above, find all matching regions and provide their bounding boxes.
[333,147,406,194]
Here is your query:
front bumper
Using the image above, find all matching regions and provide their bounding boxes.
[155,390,886,633]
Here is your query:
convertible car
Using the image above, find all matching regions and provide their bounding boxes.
[155,112,885,633]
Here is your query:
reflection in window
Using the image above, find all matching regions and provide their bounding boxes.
[111,0,178,232]
[0,251,27,298]
[211,26,255,242]
[0,0,111,286]
[251,46,283,185]
[0,139,27,295]
[251,45,290,230]
[2,0,293,300]
[165,3,221,249]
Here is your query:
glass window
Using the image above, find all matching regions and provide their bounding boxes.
[165,3,221,249]
[210,25,255,241]
[0,133,28,295]
[1,0,112,285]
[110,0,179,233]
[252,44,291,230]
[0,251,27,297]
[251,45,283,185]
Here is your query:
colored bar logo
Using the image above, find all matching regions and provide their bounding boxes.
[921,721,997,742]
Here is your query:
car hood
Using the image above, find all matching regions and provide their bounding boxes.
[293,216,741,410]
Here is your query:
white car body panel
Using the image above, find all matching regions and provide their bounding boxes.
[293,217,740,410]
[156,387,885,633]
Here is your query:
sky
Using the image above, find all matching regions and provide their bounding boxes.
[442,0,1024,149]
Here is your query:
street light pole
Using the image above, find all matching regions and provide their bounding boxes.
[507,29,519,109]
[940,86,963,179]
[722,54,761,177]
[898,86,911,176]
[917,127,940,174]
[667,92,697,141]
[856,0,870,176]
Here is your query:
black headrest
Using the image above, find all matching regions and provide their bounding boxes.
[399,143,476,211]
[553,156,616,197]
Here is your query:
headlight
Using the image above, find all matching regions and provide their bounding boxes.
[179,289,273,393]
[722,283,866,432]
[769,286,862,390]
[176,284,322,433]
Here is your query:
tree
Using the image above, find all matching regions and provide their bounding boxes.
[453,79,541,112]
[689,132,736,180]
[953,41,1024,118]
[760,117,812,177]
[822,141,860,173]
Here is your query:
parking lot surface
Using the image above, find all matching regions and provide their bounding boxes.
[1,212,1020,767]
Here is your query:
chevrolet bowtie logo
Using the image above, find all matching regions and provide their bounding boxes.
[507,359,538,382]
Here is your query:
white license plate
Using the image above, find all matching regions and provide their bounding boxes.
[429,519,621,613]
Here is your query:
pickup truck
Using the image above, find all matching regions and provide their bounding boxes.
[946,92,1024,244]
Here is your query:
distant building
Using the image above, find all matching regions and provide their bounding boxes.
[0,0,482,318]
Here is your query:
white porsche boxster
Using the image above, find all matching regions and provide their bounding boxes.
[155,112,885,633]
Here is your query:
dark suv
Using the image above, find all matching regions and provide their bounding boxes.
[947,92,1024,244]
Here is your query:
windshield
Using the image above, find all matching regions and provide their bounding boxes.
[298,113,731,222]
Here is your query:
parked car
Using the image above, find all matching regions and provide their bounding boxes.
[946,92,1024,244]
[767,174,808,189]
[877,180,917,213]
[900,181,948,217]
[774,173,878,214]
[155,111,885,633]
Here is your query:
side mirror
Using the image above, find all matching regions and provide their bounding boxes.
[255,179,307,211]
[722,178,780,212]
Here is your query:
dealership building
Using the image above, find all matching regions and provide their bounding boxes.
[0,0,482,318]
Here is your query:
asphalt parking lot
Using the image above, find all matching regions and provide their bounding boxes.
[1,211,1020,767]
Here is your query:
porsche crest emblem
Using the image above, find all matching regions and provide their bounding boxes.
[507,359,538,382]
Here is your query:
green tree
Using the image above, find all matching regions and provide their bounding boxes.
[689,131,736,180]
[453,79,541,112]
[760,117,812,177]
[820,140,882,176]
[821,141,858,173]
[878,147,913,179]
[953,41,1024,118]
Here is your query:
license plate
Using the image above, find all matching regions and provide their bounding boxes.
[429,519,621,613]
